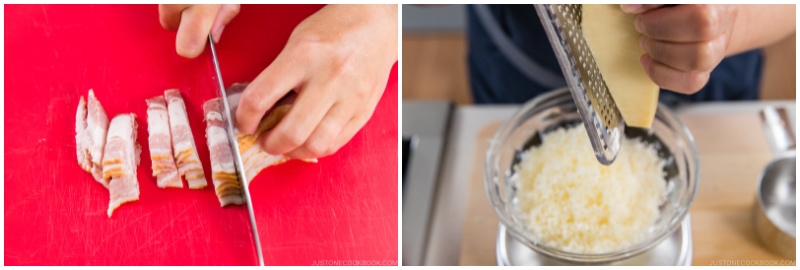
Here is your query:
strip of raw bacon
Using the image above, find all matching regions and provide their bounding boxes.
[203,98,243,206]
[76,96,90,172]
[75,89,110,186]
[237,134,294,183]
[86,90,110,182]
[165,89,207,189]
[102,114,141,217]
[236,104,294,183]
[147,96,182,188]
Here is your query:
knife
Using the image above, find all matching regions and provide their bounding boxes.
[208,34,266,266]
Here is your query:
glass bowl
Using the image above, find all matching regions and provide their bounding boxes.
[484,88,699,264]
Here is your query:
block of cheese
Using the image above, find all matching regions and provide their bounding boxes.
[582,4,659,128]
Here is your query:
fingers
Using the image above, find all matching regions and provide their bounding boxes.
[325,79,384,157]
[235,53,305,135]
[635,5,729,42]
[633,4,737,94]
[325,68,388,157]
[327,120,361,158]
[159,4,239,57]
[175,5,220,58]
[284,103,354,159]
[640,54,709,94]
[327,102,377,157]
[158,4,192,31]
[641,36,726,72]
[211,4,240,43]
[620,4,664,14]
[260,80,337,156]
[279,74,386,159]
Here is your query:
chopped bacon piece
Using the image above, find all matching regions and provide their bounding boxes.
[238,140,293,183]
[165,89,207,189]
[102,114,140,217]
[75,89,110,186]
[235,105,293,183]
[76,96,90,171]
[146,96,182,188]
[203,98,243,206]
[86,90,110,181]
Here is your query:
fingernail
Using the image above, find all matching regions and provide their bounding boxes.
[639,36,647,52]
[634,16,645,34]
[639,54,651,70]
[178,41,203,58]
[211,24,225,44]
[620,4,642,13]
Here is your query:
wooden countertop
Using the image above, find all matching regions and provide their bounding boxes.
[458,112,796,266]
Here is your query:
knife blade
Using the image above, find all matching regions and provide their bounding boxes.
[208,34,266,266]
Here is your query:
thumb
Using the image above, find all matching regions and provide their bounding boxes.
[210,4,240,43]
[175,5,220,58]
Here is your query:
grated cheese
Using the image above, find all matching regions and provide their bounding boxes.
[515,124,667,254]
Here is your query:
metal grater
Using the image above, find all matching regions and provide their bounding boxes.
[534,4,623,165]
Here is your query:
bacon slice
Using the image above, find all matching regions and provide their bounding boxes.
[203,99,243,206]
[165,89,207,189]
[102,114,140,217]
[235,104,294,183]
[146,96,182,188]
[76,96,90,172]
[86,90,110,181]
[225,83,317,185]
[75,89,110,186]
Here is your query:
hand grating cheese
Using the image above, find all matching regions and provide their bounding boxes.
[515,124,667,254]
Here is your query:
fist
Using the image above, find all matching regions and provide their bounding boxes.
[622,4,739,94]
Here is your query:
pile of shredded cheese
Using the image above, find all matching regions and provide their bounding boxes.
[515,124,667,254]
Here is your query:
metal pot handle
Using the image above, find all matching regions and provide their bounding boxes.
[759,106,796,154]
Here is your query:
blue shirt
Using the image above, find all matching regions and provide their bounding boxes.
[467,5,763,105]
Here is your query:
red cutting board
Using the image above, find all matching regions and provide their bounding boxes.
[4,4,398,266]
